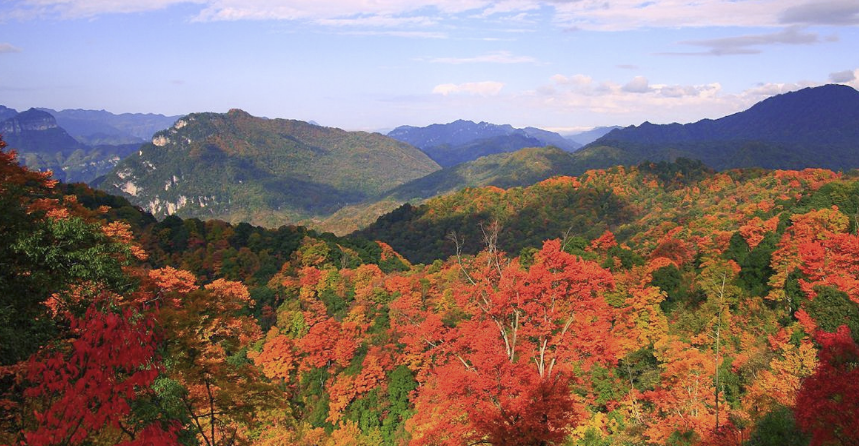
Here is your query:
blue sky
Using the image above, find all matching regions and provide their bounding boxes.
[1,0,858,133]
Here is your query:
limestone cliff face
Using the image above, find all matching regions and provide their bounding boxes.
[0,108,84,156]
[1,108,61,134]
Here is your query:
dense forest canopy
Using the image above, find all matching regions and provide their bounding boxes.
[3,134,859,445]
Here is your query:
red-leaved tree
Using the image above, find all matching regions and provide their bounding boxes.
[795,325,859,446]
[396,239,616,445]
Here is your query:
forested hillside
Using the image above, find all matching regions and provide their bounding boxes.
[3,135,859,445]
[99,109,440,227]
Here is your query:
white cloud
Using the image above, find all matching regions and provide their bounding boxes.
[0,43,22,53]
[552,0,859,31]
[6,0,202,19]
[8,0,859,30]
[193,0,493,21]
[529,70,859,126]
[427,51,536,64]
[551,74,592,86]
[622,76,650,93]
[433,81,504,96]
[537,72,734,123]
[477,0,541,17]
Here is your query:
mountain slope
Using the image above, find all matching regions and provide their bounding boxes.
[579,84,859,171]
[98,109,441,227]
[310,146,580,234]
[388,120,580,167]
[389,146,578,201]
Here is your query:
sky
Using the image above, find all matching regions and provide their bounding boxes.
[1,0,858,134]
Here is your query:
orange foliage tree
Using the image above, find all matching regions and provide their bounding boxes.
[396,239,616,445]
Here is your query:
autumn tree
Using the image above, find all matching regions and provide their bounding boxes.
[0,136,182,444]
[22,304,180,446]
[154,272,280,446]
[397,239,616,445]
[795,325,859,446]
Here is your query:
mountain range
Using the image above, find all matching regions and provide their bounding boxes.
[37,108,179,146]
[323,84,859,234]
[0,107,178,183]
[387,120,581,167]
[3,83,858,235]
[579,84,859,171]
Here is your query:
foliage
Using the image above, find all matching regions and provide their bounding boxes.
[8,133,859,446]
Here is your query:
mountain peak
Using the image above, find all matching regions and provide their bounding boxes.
[387,120,580,167]
[227,108,251,117]
[582,84,859,171]
[100,109,440,226]
[2,108,60,133]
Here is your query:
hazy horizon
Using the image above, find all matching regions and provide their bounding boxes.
[2,0,858,132]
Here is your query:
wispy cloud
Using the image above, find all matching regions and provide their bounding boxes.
[192,0,493,22]
[340,30,448,39]
[433,81,504,96]
[7,0,859,31]
[551,0,859,31]
[528,70,859,125]
[0,43,22,53]
[780,0,859,26]
[315,15,437,28]
[663,26,823,56]
[830,70,857,83]
[5,0,200,20]
[829,68,859,90]
[427,51,536,64]
[535,72,730,122]
[622,76,649,93]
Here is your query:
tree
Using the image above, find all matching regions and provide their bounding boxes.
[1,137,177,444]
[22,304,179,446]
[795,326,859,446]
[397,239,617,445]
[155,273,279,446]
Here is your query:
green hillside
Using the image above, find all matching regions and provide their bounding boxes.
[98,109,440,227]
[310,146,580,234]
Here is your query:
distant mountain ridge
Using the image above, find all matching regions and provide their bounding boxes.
[0,109,85,155]
[566,126,622,145]
[37,108,180,146]
[1,106,179,183]
[581,84,859,171]
[0,105,18,122]
[98,109,441,227]
[0,108,117,183]
[388,120,581,167]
